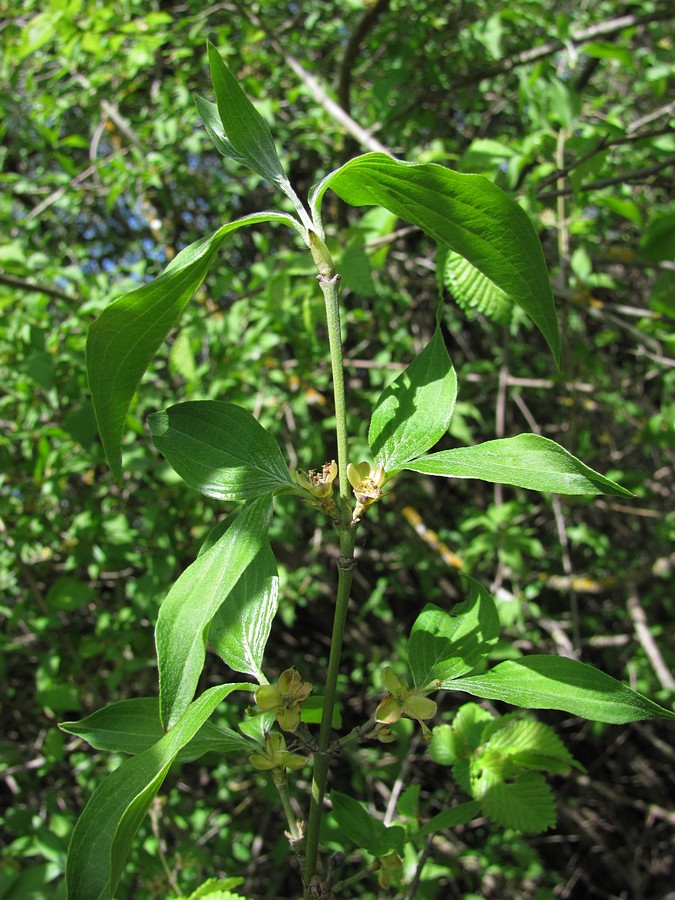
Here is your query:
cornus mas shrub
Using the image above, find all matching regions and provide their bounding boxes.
[61,44,675,900]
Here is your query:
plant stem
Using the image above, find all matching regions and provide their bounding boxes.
[274,772,302,843]
[317,271,351,514]
[304,529,356,891]
[303,265,358,892]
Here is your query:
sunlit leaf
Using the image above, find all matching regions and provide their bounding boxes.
[87,211,303,483]
[444,656,675,723]
[369,326,456,472]
[149,401,294,501]
[404,433,634,496]
[65,683,248,900]
[312,153,560,365]
[157,495,273,729]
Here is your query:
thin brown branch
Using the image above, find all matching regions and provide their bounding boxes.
[337,0,391,114]
[537,127,675,192]
[0,271,79,303]
[234,2,390,155]
[22,149,129,223]
[539,154,675,200]
[627,591,675,692]
[455,7,675,88]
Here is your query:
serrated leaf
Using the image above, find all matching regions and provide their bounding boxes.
[408,576,500,687]
[311,153,560,365]
[404,433,634,497]
[65,683,248,900]
[414,800,481,839]
[207,42,286,186]
[330,791,405,858]
[87,211,302,483]
[443,249,513,324]
[484,716,578,773]
[471,763,556,832]
[443,656,675,723]
[157,495,273,729]
[368,327,457,471]
[60,697,251,761]
[186,877,246,900]
[208,541,278,681]
[149,401,294,501]
[429,703,494,765]
[429,724,459,765]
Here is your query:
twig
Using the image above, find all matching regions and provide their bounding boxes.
[626,591,675,692]
[337,0,391,115]
[454,8,675,88]
[539,154,675,201]
[0,271,79,303]
[22,149,129,223]
[234,2,390,155]
[536,127,675,192]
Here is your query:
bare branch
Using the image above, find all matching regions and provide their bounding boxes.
[0,271,80,303]
[454,7,675,87]
[234,2,390,155]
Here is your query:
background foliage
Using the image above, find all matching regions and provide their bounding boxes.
[1,1,673,897]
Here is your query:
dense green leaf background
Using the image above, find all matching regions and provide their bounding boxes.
[2,1,673,898]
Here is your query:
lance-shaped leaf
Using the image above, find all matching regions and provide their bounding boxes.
[331,791,405,857]
[443,656,675,724]
[157,494,273,729]
[368,326,457,472]
[148,401,294,501]
[87,211,303,484]
[194,95,249,165]
[209,541,279,682]
[404,433,633,497]
[207,42,287,186]
[65,682,249,900]
[408,577,500,688]
[311,153,560,366]
[60,696,251,760]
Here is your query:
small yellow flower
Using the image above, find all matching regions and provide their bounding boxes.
[375,666,437,740]
[376,850,402,889]
[346,461,386,520]
[292,461,339,517]
[249,731,307,772]
[255,667,313,732]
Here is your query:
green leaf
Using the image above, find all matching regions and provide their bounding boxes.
[442,249,513,324]
[186,878,247,900]
[207,42,287,186]
[208,541,279,681]
[149,401,294,501]
[330,791,405,858]
[157,495,273,729]
[443,656,675,723]
[60,697,251,761]
[368,327,457,471]
[470,756,556,833]
[65,683,248,900]
[312,153,560,365]
[87,211,303,483]
[483,715,579,773]
[194,95,249,165]
[414,800,481,839]
[408,577,500,688]
[429,703,494,765]
[404,433,634,497]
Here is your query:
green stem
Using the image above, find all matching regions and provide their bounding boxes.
[273,771,302,843]
[304,529,356,890]
[317,271,351,514]
[303,256,358,892]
